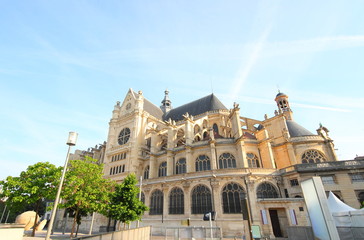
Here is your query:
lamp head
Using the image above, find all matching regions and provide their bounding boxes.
[67,132,78,146]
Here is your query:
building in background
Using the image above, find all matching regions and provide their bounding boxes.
[63,89,364,238]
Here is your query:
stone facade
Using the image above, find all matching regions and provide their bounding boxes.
[65,89,364,239]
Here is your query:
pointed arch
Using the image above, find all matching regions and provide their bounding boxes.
[219,153,236,169]
[176,158,186,174]
[150,189,163,215]
[143,165,149,180]
[213,123,219,135]
[301,150,327,163]
[195,155,211,172]
[158,162,167,177]
[169,187,184,214]
[222,182,246,214]
[246,153,261,168]
[256,182,279,199]
[194,124,201,134]
[191,185,212,214]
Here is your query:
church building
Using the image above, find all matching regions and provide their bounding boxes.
[62,89,364,239]
[99,89,364,238]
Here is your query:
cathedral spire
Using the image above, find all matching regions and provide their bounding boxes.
[160,89,172,114]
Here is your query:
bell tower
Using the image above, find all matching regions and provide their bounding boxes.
[275,91,293,120]
[160,89,172,114]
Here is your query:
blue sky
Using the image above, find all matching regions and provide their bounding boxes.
[1,1,364,180]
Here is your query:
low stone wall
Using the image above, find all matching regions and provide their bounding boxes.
[0,224,25,240]
[72,226,150,240]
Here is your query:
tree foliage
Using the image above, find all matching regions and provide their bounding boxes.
[106,173,148,230]
[60,156,113,237]
[0,162,62,236]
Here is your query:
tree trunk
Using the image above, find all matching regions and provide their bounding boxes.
[31,200,40,237]
[76,222,80,237]
[107,217,111,232]
[70,208,79,237]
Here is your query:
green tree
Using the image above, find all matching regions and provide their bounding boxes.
[0,162,62,236]
[60,156,113,237]
[106,173,148,230]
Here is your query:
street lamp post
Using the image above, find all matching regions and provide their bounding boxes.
[45,132,78,240]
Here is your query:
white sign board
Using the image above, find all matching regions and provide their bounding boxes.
[301,177,340,240]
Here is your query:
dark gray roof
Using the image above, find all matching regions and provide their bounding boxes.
[276,92,287,98]
[286,120,315,137]
[132,91,164,119]
[163,94,227,121]
[144,98,164,119]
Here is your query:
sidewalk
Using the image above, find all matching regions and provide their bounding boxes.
[23,230,88,240]
[23,230,240,240]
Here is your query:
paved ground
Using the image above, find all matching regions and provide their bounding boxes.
[23,230,242,239]
[23,230,88,240]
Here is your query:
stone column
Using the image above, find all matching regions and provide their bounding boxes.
[162,184,169,222]
[209,178,220,217]
[230,107,243,139]
[167,151,174,176]
[236,140,248,168]
[186,147,194,173]
[182,180,191,216]
[287,144,297,165]
[185,119,194,146]
[149,131,158,179]
[149,155,157,179]
[210,141,218,170]
[259,141,276,169]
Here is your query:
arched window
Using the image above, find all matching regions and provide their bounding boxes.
[158,162,167,177]
[191,185,212,214]
[194,124,201,134]
[194,135,201,142]
[143,166,149,180]
[256,182,279,199]
[219,153,236,169]
[176,158,186,174]
[247,153,261,168]
[176,129,185,147]
[203,131,209,139]
[213,123,219,135]
[203,119,208,128]
[195,155,211,172]
[150,190,163,215]
[222,183,246,214]
[169,187,184,214]
[301,150,327,163]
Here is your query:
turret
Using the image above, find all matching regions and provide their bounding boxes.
[275,91,293,120]
[160,89,172,114]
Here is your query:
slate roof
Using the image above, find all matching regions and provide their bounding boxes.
[143,98,164,119]
[286,120,315,137]
[131,90,163,119]
[163,94,228,121]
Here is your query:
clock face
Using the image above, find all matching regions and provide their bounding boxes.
[118,128,131,145]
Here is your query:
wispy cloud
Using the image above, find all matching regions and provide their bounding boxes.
[293,102,351,112]
[264,35,364,57]
[230,27,272,101]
